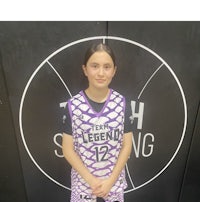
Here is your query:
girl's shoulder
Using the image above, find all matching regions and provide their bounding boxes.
[68,91,84,102]
[110,89,125,100]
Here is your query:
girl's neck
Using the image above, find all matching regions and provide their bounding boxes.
[85,87,110,103]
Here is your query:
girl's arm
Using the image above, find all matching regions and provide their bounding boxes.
[62,133,101,190]
[92,132,133,198]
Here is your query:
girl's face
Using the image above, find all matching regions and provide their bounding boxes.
[82,51,116,90]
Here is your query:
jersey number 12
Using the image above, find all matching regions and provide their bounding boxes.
[94,145,109,162]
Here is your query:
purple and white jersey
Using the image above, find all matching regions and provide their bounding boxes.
[68,89,127,194]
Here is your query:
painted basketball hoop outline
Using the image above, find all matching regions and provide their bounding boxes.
[19,36,187,192]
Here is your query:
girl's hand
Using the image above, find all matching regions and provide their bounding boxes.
[88,176,102,192]
[92,178,114,198]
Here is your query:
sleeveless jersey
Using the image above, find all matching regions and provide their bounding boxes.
[68,89,127,195]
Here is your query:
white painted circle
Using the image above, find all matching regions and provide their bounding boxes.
[19,36,187,192]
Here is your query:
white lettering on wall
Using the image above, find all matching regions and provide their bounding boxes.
[130,101,144,130]
[54,133,64,158]
[132,132,155,158]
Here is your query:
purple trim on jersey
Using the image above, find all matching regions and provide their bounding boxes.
[80,89,113,117]
[67,99,73,120]
[123,97,126,119]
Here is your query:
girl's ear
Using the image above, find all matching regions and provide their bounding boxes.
[82,65,87,77]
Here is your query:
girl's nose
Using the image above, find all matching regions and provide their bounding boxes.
[98,67,104,76]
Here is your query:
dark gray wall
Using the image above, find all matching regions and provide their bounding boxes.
[0,21,199,202]
[0,47,27,202]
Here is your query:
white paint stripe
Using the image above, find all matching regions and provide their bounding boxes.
[125,163,135,190]
[46,60,72,97]
[138,63,164,99]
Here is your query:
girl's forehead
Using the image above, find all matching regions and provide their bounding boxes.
[87,51,114,63]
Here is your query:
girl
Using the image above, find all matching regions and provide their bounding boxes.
[62,43,133,202]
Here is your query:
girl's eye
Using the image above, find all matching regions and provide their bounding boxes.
[91,64,98,68]
[104,65,111,69]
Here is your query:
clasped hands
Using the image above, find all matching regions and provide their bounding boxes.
[90,177,114,198]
